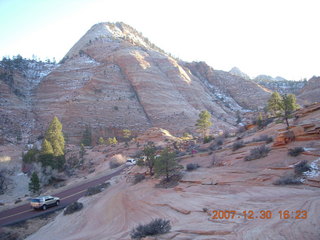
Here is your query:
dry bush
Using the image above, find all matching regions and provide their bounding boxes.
[131,218,171,239]
[245,145,270,161]
[288,147,305,157]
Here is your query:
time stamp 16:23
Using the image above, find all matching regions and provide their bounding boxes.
[211,210,308,220]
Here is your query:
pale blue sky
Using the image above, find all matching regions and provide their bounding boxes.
[0,0,319,80]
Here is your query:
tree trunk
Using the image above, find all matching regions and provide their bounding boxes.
[285,117,289,129]
[165,162,169,182]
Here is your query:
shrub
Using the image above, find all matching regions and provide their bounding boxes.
[251,135,273,144]
[85,182,110,196]
[64,201,83,215]
[294,160,311,175]
[245,145,270,161]
[203,135,214,144]
[288,147,305,157]
[186,163,200,171]
[109,160,121,169]
[22,149,39,163]
[232,140,245,151]
[215,136,224,146]
[133,174,145,184]
[273,174,302,185]
[131,218,171,239]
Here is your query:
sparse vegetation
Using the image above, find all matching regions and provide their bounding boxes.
[273,174,302,185]
[244,145,271,161]
[288,147,305,157]
[186,163,200,171]
[294,160,311,175]
[232,140,245,151]
[131,218,171,239]
[133,173,145,184]
[63,201,83,215]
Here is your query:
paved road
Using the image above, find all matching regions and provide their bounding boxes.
[0,167,125,227]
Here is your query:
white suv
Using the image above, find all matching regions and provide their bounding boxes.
[126,159,136,165]
[30,195,60,210]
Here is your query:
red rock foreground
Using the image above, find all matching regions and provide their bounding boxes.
[26,105,320,240]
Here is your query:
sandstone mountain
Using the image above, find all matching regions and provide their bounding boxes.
[0,22,318,145]
[229,66,250,80]
[4,22,272,144]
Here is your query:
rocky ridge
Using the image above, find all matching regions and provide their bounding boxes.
[0,22,319,145]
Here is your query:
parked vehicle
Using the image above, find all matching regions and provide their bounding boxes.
[126,159,136,165]
[30,195,60,210]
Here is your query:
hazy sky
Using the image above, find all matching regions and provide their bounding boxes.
[0,0,319,80]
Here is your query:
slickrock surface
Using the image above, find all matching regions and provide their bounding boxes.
[26,106,320,240]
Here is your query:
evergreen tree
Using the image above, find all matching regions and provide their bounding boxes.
[256,112,263,128]
[98,137,105,145]
[139,142,157,176]
[41,139,53,155]
[195,110,212,137]
[154,148,182,182]
[107,137,118,145]
[281,94,299,128]
[29,172,40,194]
[123,129,132,145]
[45,116,65,156]
[267,93,299,128]
[52,139,64,156]
[123,129,131,140]
[267,92,282,116]
[81,126,92,146]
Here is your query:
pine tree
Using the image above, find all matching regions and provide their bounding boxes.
[281,94,299,128]
[45,116,65,156]
[267,92,282,116]
[123,129,131,140]
[29,172,40,194]
[41,139,53,155]
[107,137,118,145]
[52,139,64,156]
[267,93,299,128]
[139,142,157,176]
[195,110,212,137]
[81,126,92,146]
[154,148,182,182]
[98,137,105,145]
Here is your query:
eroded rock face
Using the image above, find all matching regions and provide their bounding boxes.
[184,61,271,110]
[35,22,267,143]
[3,22,318,145]
[0,59,56,144]
[298,76,320,105]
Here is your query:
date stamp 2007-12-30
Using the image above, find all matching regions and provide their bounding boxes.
[210,210,308,220]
